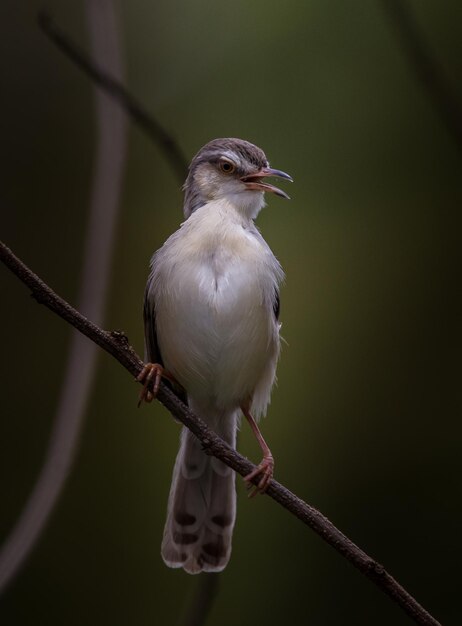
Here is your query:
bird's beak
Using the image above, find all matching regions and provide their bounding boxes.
[241,167,293,200]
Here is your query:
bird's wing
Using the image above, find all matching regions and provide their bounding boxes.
[273,288,280,321]
[143,274,163,365]
[143,272,188,405]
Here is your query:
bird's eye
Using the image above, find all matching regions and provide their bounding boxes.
[219,160,235,174]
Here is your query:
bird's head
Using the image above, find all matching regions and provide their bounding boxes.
[183,138,292,219]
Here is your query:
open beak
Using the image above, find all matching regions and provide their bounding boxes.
[241,167,293,200]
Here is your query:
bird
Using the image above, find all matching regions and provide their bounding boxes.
[138,138,292,574]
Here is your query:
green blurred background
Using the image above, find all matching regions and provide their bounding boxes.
[1,1,460,624]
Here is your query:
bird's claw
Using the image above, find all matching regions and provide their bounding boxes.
[136,363,165,407]
[244,455,274,497]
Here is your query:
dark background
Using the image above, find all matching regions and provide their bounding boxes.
[1,1,460,624]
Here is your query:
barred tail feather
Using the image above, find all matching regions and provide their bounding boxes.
[161,407,237,574]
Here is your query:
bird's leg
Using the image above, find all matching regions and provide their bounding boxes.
[241,403,274,497]
[136,363,179,407]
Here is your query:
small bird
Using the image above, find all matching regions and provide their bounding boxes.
[139,138,292,574]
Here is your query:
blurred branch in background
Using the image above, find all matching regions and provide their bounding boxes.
[0,240,442,626]
[38,11,188,180]
[0,0,128,595]
[178,574,220,626]
[38,10,215,624]
[381,0,462,153]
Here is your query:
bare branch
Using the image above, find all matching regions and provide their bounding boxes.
[0,240,442,626]
[0,1,128,594]
[38,11,188,181]
[381,0,462,152]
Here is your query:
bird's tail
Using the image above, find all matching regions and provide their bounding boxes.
[161,404,237,574]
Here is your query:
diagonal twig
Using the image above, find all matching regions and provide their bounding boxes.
[38,11,188,181]
[0,240,442,626]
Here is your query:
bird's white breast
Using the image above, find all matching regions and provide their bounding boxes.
[149,199,284,414]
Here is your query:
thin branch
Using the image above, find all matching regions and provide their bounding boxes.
[0,2,128,594]
[0,240,441,626]
[381,0,462,152]
[38,11,188,181]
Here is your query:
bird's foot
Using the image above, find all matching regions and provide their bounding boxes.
[244,453,274,497]
[136,363,177,407]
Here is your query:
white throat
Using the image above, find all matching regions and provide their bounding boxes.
[219,189,266,221]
